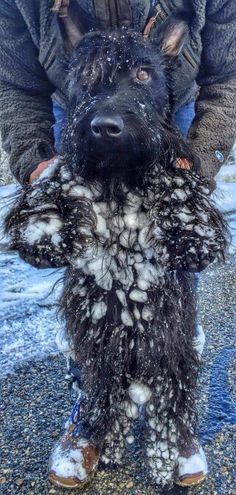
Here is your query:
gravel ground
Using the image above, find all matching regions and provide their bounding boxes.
[0,255,235,495]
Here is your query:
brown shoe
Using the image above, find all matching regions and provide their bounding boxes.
[175,472,207,487]
[175,443,208,488]
[48,434,99,489]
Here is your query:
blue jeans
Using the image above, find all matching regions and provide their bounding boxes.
[174,101,195,138]
[53,103,66,152]
[53,101,196,150]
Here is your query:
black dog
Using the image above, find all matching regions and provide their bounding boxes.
[5,13,227,488]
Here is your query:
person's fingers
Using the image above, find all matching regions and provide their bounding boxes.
[29,158,56,184]
[176,157,192,170]
[51,0,70,17]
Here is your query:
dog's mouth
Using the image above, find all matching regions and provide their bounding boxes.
[88,125,157,165]
[64,110,161,179]
[96,158,142,173]
[86,142,154,177]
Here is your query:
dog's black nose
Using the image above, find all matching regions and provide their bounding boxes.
[91,115,124,139]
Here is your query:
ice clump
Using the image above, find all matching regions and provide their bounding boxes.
[128,382,152,404]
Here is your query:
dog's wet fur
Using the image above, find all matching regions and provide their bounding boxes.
[5,14,228,487]
[62,18,199,185]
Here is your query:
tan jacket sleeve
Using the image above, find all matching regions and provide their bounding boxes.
[188,0,236,184]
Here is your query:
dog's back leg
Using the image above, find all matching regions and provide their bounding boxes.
[101,393,140,466]
[141,392,179,486]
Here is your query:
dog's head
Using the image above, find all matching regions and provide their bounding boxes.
[60,11,198,182]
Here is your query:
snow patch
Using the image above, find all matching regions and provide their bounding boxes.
[24,216,63,244]
[49,439,89,481]
[129,289,148,303]
[178,447,208,477]
[128,382,152,404]
[91,301,107,321]
[69,185,93,199]
[116,289,127,307]
[124,400,139,419]
[142,306,154,321]
[121,308,133,327]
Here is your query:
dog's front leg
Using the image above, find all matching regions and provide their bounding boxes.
[4,163,97,269]
[147,170,228,273]
[4,171,70,268]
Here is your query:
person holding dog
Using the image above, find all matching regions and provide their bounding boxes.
[0,0,235,490]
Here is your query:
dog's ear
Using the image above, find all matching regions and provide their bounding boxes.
[155,10,190,57]
[55,1,101,51]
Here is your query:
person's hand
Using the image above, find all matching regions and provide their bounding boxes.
[175,157,192,170]
[29,158,57,184]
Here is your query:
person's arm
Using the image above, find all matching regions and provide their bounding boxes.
[0,0,56,185]
[188,0,236,182]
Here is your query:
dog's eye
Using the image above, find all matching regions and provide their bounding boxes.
[136,69,151,82]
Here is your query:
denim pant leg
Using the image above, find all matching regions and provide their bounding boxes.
[174,101,195,138]
[53,102,67,153]
[174,101,201,336]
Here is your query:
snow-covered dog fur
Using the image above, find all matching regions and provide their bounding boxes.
[5,18,227,487]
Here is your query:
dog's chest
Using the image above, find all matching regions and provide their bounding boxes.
[73,184,165,300]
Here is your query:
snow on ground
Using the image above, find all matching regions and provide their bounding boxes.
[0,185,63,376]
[0,137,12,185]
[0,164,235,376]
[214,163,236,253]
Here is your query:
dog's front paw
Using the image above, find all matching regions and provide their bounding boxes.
[178,250,216,272]
[17,242,67,269]
[173,221,226,272]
